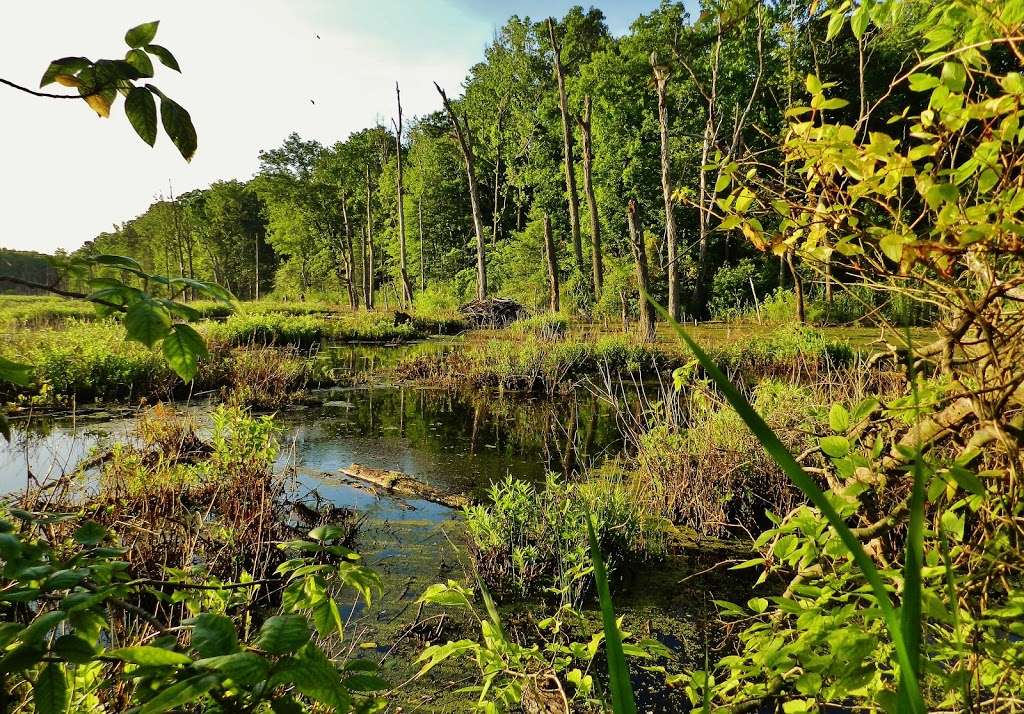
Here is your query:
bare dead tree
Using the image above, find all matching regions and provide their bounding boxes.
[435,82,487,300]
[651,52,680,322]
[393,82,413,307]
[547,18,586,284]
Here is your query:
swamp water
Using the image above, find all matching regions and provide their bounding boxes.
[0,342,755,711]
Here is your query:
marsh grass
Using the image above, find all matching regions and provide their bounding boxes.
[464,473,667,602]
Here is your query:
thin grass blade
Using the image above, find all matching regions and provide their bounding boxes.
[586,512,637,714]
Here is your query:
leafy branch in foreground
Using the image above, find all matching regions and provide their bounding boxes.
[19,21,197,160]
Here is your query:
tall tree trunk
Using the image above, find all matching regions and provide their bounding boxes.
[393,82,413,307]
[627,198,655,342]
[418,199,426,293]
[492,104,506,249]
[547,18,586,283]
[651,53,680,322]
[580,95,603,297]
[254,232,260,301]
[365,164,375,310]
[435,83,487,300]
[341,193,358,310]
[543,213,560,313]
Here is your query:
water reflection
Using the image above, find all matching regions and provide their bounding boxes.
[1,384,624,501]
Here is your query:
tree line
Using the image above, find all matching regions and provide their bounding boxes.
[65,1,922,327]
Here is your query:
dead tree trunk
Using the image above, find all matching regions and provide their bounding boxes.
[418,199,425,293]
[627,199,655,341]
[543,213,560,313]
[340,192,358,309]
[547,18,585,283]
[365,164,375,310]
[393,82,413,307]
[580,95,603,297]
[651,53,680,322]
[435,82,487,300]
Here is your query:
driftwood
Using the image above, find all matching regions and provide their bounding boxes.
[340,463,470,510]
[458,297,526,328]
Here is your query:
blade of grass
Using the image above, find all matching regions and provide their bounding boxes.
[586,512,637,714]
[901,333,924,704]
[646,295,924,713]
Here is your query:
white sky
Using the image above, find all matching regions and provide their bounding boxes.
[1,1,654,254]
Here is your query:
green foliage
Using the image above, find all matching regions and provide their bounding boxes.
[506,312,569,340]
[38,22,195,160]
[464,474,666,601]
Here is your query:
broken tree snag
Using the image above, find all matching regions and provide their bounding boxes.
[340,463,470,509]
[393,81,413,307]
[547,17,585,282]
[435,82,488,300]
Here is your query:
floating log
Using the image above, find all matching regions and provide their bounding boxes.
[339,463,470,510]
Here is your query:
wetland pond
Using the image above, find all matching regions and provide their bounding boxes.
[0,340,755,711]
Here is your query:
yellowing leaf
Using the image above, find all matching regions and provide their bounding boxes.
[84,93,112,118]
[54,74,81,88]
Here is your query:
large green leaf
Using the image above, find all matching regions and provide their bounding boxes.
[104,646,191,666]
[39,57,90,87]
[125,21,159,49]
[0,356,34,387]
[194,652,268,685]
[190,614,238,658]
[161,323,208,382]
[144,44,180,72]
[140,673,219,714]
[586,514,637,714]
[158,93,197,161]
[125,300,172,348]
[33,663,68,714]
[256,615,310,655]
[125,87,157,146]
[124,49,154,78]
[647,295,925,714]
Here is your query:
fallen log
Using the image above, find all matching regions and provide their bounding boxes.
[339,463,471,510]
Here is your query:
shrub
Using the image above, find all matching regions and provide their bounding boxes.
[507,312,569,340]
[464,473,666,601]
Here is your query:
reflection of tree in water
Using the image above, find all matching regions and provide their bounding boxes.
[316,386,624,479]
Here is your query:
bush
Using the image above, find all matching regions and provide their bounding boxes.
[464,473,666,601]
[506,312,569,340]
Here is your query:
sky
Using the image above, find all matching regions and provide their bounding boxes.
[1,0,659,254]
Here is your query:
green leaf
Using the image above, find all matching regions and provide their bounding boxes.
[125,87,158,146]
[0,355,34,387]
[157,93,197,161]
[20,611,67,644]
[92,254,143,271]
[275,644,351,711]
[104,646,191,666]
[40,57,90,88]
[820,435,851,458]
[51,635,98,664]
[190,614,237,658]
[73,520,106,546]
[829,404,850,433]
[344,673,389,691]
[144,44,180,72]
[124,49,154,78]
[586,514,637,714]
[940,62,966,93]
[125,21,159,48]
[162,323,208,382]
[125,300,172,348]
[33,663,68,714]
[195,652,268,685]
[257,615,311,655]
[850,5,868,39]
[140,673,219,714]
